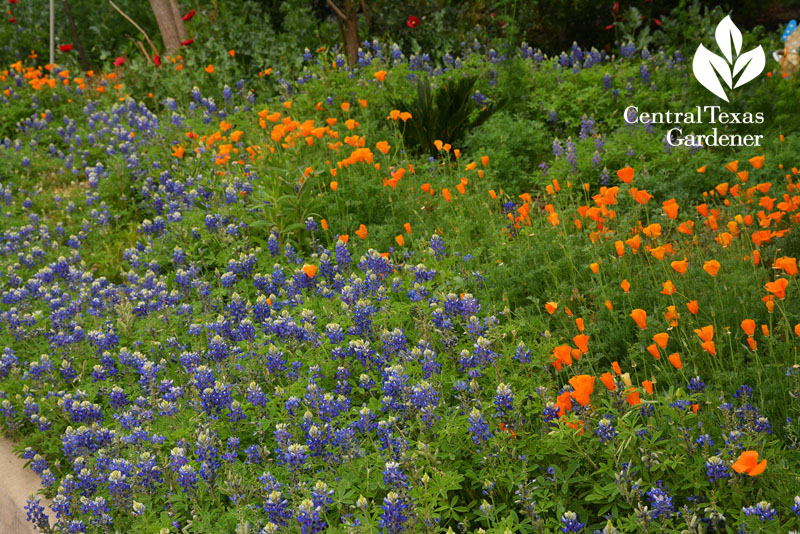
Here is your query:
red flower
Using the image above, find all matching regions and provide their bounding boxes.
[407,15,419,28]
[153,54,161,66]
[654,18,661,26]
[8,17,16,23]
[9,0,20,4]
[605,23,614,30]
[182,9,195,22]
[180,38,194,46]
[58,44,73,52]
[113,57,125,67]
[613,1,619,13]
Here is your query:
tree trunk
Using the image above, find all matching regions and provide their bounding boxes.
[167,0,188,41]
[343,0,359,66]
[149,0,181,53]
[61,0,90,71]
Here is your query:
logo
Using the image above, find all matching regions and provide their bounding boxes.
[693,16,765,102]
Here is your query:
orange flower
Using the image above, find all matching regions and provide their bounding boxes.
[590,262,600,274]
[376,141,391,154]
[646,344,660,359]
[617,166,634,184]
[732,450,767,476]
[605,300,613,310]
[481,155,489,167]
[573,334,589,354]
[741,319,755,337]
[662,198,679,220]
[171,145,185,158]
[302,264,317,278]
[575,318,585,332]
[321,219,328,230]
[551,345,573,370]
[634,189,653,204]
[653,332,669,349]
[569,375,595,406]
[630,309,647,329]
[686,300,699,315]
[611,361,622,375]
[642,380,654,394]
[668,353,682,369]
[703,260,720,277]
[556,391,572,417]
[205,64,215,74]
[671,258,688,274]
[341,102,351,112]
[374,70,387,82]
[329,181,339,191]
[626,389,641,406]
[338,234,349,244]
[403,222,412,235]
[661,280,676,295]
[600,372,616,391]
[614,240,625,257]
[545,301,558,315]
[749,155,764,169]
[765,278,788,300]
[395,235,404,246]
[694,325,714,342]
[442,188,451,202]
[355,224,367,239]
[621,279,631,293]
[774,256,798,276]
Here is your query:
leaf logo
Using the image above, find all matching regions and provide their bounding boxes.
[692,16,765,102]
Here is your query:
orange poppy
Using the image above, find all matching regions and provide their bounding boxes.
[545,302,558,315]
[765,278,788,300]
[356,224,367,239]
[646,344,660,359]
[329,181,339,191]
[626,389,641,405]
[556,391,573,417]
[600,372,616,391]
[617,166,634,184]
[642,380,654,394]
[671,259,688,274]
[205,64,214,74]
[775,256,798,276]
[703,260,720,277]
[741,319,755,337]
[569,374,595,406]
[749,155,764,169]
[611,361,622,375]
[573,334,589,354]
[686,300,699,315]
[732,450,766,476]
[653,332,669,349]
[442,188,451,202]
[621,279,631,293]
[403,223,412,235]
[374,70,387,82]
[694,325,714,342]
[302,264,317,278]
[630,309,647,329]
[395,235,404,246]
[668,353,682,369]
[661,280,676,295]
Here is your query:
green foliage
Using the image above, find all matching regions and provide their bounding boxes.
[393,75,506,156]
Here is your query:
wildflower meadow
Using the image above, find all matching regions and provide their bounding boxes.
[1,1,800,533]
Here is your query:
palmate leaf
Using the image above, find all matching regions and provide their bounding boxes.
[392,75,505,156]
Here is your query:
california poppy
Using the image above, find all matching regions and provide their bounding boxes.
[573,334,589,354]
[671,258,688,274]
[686,300,699,315]
[630,309,647,329]
[374,70,387,82]
[569,375,595,406]
[600,372,616,391]
[642,380,654,394]
[668,353,682,369]
[703,260,720,277]
[545,302,558,315]
[617,166,634,184]
[302,264,317,278]
[765,278,788,300]
[611,361,622,375]
[355,224,367,240]
[653,332,669,349]
[205,64,214,74]
[395,235,404,246]
[741,319,755,337]
[732,450,766,476]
